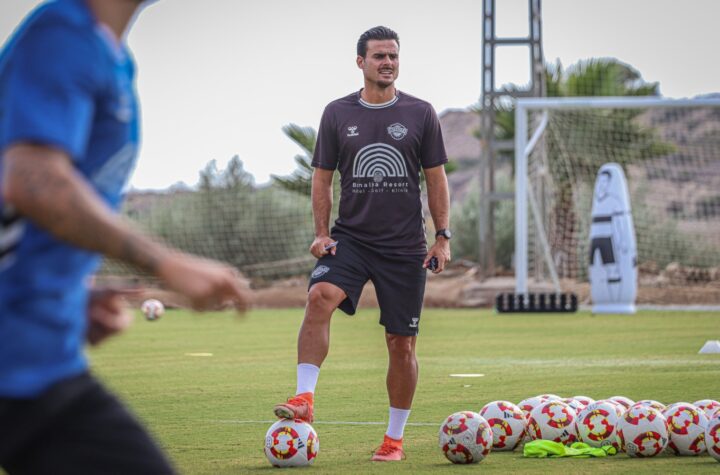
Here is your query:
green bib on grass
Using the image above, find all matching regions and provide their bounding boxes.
[523,440,617,458]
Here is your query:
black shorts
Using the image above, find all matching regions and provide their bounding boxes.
[0,372,175,475]
[308,237,426,336]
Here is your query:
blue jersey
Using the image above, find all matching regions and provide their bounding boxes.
[0,0,139,397]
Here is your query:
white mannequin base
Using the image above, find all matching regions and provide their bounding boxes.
[592,303,636,314]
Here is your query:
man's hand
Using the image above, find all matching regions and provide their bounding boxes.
[157,253,253,312]
[423,164,451,274]
[309,235,337,259]
[86,288,139,346]
[424,239,451,274]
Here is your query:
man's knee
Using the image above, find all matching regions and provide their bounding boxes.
[306,283,344,315]
[386,334,416,358]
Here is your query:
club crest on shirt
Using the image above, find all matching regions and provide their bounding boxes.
[387,123,408,140]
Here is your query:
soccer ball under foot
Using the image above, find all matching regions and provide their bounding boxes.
[264,419,319,467]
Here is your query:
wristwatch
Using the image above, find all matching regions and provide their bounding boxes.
[435,229,452,240]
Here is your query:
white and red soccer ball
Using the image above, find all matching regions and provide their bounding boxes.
[480,401,527,451]
[518,396,550,443]
[526,400,577,445]
[562,397,586,416]
[633,399,666,413]
[538,394,562,401]
[575,400,621,449]
[706,412,720,462]
[264,419,319,467]
[438,411,493,464]
[572,395,595,408]
[518,396,549,418]
[597,399,626,418]
[518,394,562,418]
[609,396,634,413]
[140,298,164,321]
[617,405,668,457]
[663,402,708,456]
[694,399,720,421]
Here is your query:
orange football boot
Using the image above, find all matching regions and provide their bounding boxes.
[273,392,314,423]
[371,435,406,461]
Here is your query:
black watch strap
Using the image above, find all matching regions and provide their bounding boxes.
[435,228,452,240]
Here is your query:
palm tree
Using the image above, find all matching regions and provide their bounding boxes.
[271,124,316,196]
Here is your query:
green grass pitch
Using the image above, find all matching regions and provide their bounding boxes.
[89,308,720,474]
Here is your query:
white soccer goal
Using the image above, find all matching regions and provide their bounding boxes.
[514,96,720,305]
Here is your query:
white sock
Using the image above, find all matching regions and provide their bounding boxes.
[386,407,411,440]
[296,363,320,395]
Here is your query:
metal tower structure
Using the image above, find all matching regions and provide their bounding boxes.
[479,0,545,276]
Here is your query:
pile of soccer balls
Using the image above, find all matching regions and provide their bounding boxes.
[439,395,720,464]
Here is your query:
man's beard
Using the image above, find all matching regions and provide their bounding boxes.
[376,78,395,88]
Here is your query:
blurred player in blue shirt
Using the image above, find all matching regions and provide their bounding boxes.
[0,1,251,473]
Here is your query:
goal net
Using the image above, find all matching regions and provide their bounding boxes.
[515,97,720,305]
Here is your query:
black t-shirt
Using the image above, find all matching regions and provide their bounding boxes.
[312,90,448,255]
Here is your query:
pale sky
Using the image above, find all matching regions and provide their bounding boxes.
[2,0,719,190]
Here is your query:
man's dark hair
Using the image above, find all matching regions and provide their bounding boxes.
[357,26,399,58]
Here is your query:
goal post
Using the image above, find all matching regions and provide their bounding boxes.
[514,96,720,299]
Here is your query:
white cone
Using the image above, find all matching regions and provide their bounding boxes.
[698,340,720,354]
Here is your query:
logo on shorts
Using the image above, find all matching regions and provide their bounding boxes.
[409,317,419,328]
[387,123,408,140]
[311,265,330,279]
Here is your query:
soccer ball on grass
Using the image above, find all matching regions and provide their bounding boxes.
[663,402,708,455]
[479,400,527,451]
[438,411,493,464]
[526,400,577,445]
[707,412,720,462]
[140,298,164,321]
[616,405,668,457]
[575,400,621,449]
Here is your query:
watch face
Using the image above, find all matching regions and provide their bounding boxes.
[437,229,452,239]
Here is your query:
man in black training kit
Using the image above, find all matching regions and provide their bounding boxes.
[273,26,451,462]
